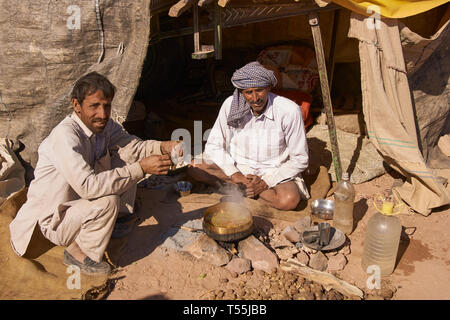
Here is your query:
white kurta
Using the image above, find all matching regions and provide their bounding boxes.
[204,92,309,188]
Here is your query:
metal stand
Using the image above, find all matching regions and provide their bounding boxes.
[192,4,215,59]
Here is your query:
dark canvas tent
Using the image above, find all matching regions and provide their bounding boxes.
[0,0,152,172]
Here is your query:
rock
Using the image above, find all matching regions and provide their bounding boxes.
[294,216,311,234]
[366,294,384,300]
[379,287,394,300]
[275,246,299,261]
[160,218,204,251]
[225,257,252,275]
[296,277,305,287]
[234,288,245,297]
[311,283,323,298]
[327,253,347,272]
[365,280,396,300]
[340,245,351,256]
[295,251,310,266]
[304,292,316,300]
[184,234,232,267]
[334,113,366,136]
[254,270,266,277]
[281,226,301,243]
[309,251,328,271]
[307,125,386,183]
[219,277,229,284]
[327,250,339,257]
[302,245,318,255]
[288,287,299,295]
[270,235,294,249]
[438,134,450,157]
[325,290,344,300]
[238,235,279,273]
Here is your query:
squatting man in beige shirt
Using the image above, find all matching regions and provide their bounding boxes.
[9,72,181,275]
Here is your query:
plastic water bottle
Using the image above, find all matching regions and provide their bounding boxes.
[333,172,355,235]
[361,193,403,277]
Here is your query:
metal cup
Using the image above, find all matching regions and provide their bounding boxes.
[302,230,319,244]
[318,222,331,246]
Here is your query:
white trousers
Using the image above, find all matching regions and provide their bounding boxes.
[235,163,311,200]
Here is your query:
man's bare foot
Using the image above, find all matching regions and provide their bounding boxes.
[66,241,87,263]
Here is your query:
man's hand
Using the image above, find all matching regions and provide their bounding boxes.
[160,140,183,156]
[231,172,250,186]
[139,154,172,175]
[244,174,269,198]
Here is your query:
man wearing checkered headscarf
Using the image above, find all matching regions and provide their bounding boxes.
[188,61,310,211]
[227,61,278,127]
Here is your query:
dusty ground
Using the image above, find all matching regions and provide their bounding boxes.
[106,172,450,300]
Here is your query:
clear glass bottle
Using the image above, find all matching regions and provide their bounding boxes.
[361,193,402,277]
[333,172,355,235]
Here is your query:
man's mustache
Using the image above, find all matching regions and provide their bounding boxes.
[92,118,108,123]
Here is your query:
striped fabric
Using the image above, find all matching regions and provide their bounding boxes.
[227,61,278,127]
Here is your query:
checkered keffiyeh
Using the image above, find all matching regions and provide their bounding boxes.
[227,61,278,127]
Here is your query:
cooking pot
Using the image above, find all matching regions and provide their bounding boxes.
[202,200,253,242]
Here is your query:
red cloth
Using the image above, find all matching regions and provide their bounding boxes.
[271,89,313,128]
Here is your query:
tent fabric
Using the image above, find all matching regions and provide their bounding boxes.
[401,17,450,75]
[0,187,113,300]
[400,20,450,170]
[324,0,449,19]
[0,0,152,170]
[0,139,25,206]
[348,13,450,216]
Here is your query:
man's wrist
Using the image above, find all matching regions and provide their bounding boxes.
[160,141,168,155]
[231,172,240,180]
[260,178,268,187]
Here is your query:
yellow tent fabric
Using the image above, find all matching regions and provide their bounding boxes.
[331,0,449,18]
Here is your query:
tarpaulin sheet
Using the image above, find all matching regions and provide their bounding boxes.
[329,0,449,18]
[348,12,450,215]
[0,0,152,169]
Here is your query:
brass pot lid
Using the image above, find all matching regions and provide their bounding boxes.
[203,202,253,236]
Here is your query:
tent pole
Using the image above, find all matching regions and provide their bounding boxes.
[309,11,343,182]
[193,4,200,53]
[327,9,340,91]
[214,1,222,60]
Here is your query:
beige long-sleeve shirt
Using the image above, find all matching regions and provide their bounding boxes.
[9,112,161,256]
[204,92,309,188]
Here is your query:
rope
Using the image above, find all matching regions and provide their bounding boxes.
[117,42,124,56]
[95,0,105,64]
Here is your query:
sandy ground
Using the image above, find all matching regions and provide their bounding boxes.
[106,172,450,300]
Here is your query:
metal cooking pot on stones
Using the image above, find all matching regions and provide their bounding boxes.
[202,201,253,242]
